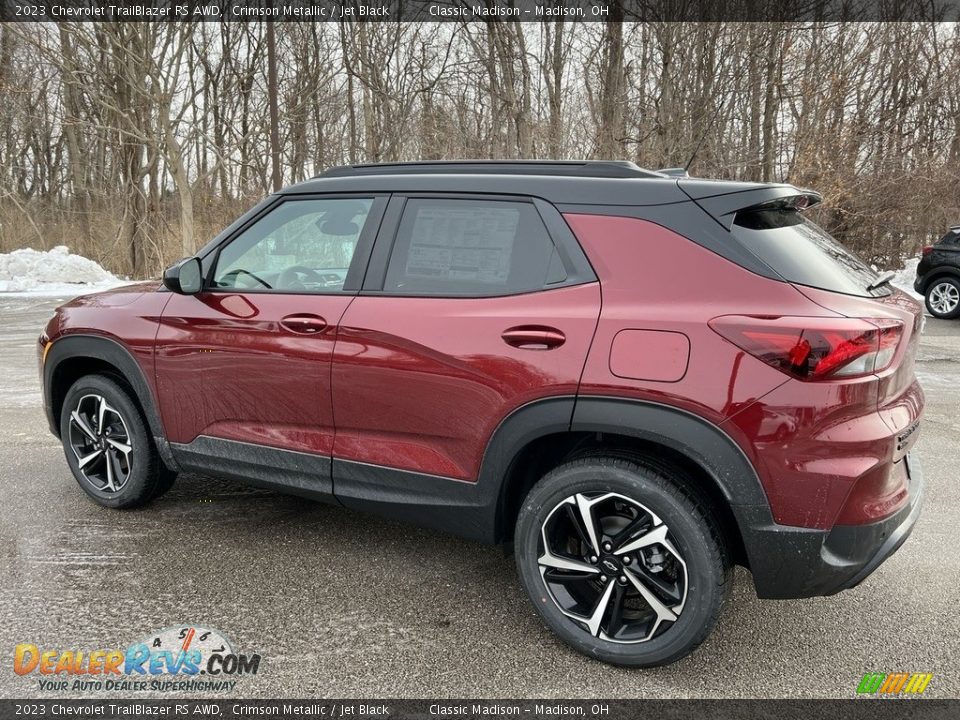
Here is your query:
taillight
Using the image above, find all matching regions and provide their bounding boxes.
[709,316,903,381]
[921,246,935,256]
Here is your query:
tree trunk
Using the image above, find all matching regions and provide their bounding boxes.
[543,21,565,158]
[57,26,93,243]
[597,5,624,159]
[267,22,282,192]
[761,30,780,182]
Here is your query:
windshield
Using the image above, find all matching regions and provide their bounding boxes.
[731,208,887,298]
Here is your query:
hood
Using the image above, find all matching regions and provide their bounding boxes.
[59,281,162,310]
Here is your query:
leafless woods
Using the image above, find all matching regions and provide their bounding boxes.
[0,21,958,277]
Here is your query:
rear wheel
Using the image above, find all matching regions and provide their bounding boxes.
[925,277,960,319]
[60,375,176,508]
[515,455,730,667]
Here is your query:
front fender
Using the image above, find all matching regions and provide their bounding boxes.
[43,334,177,471]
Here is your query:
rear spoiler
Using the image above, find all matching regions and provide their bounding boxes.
[741,189,823,212]
[678,179,822,230]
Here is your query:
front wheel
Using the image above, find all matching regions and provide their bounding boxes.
[60,374,175,508]
[925,277,960,319]
[515,456,731,667]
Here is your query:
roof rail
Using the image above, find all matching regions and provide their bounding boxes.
[316,160,662,179]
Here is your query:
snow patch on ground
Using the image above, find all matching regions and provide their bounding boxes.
[0,246,129,296]
[890,257,923,302]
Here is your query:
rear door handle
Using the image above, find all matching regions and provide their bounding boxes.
[501,325,566,350]
[280,314,328,334]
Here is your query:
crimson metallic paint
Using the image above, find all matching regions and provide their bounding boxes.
[41,200,924,542]
[563,213,922,529]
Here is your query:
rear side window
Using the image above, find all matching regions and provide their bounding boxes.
[731,208,885,297]
[383,198,565,297]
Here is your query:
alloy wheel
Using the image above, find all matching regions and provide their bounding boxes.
[537,492,688,643]
[68,394,133,493]
[929,281,960,315]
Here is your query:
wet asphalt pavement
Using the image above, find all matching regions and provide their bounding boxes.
[1,294,958,699]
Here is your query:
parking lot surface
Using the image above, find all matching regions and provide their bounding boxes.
[1,295,958,698]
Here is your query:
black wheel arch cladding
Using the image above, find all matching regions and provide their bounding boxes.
[44,334,179,471]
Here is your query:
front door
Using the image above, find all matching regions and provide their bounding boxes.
[155,195,386,496]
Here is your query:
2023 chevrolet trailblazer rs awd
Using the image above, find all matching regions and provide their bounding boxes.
[40,161,924,667]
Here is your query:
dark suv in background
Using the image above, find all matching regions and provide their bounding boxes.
[40,161,924,667]
[915,225,960,319]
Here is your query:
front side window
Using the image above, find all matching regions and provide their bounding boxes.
[383,198,564,297]
[213,198,373,292]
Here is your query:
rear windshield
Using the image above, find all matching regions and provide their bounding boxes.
[731,208,886,297]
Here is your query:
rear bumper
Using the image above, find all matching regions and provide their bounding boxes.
[742,452,924,599]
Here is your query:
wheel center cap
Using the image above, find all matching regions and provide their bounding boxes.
[599,556,621,575]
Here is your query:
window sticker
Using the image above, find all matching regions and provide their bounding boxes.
[403,206,520,285]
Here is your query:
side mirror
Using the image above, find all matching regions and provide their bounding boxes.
[163,257,203,295]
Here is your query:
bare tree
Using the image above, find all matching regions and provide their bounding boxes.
[1,21,957,276]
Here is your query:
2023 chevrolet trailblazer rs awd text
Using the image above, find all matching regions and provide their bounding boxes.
[40,161,924,667]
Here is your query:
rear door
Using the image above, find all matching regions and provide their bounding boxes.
[155,195,386,497]
[330,194,600,494]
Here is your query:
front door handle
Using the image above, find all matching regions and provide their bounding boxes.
[280,314,328,334]
[501,325,566,350]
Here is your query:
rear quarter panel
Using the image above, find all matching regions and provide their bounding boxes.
[564,213,900,529]
[564,213,839,424]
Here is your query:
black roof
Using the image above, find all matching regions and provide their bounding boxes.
[282,160,798,209]
[317,160,662,179]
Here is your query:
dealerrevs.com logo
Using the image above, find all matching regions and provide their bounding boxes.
[13,625,261,693]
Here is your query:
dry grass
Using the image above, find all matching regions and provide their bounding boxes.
[0,197,254,279]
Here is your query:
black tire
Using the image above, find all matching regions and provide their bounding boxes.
[925,276,960,319]
[59,374,175,508]
[515,455,731,667]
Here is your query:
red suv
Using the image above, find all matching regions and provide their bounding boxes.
[40,161,924,666]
